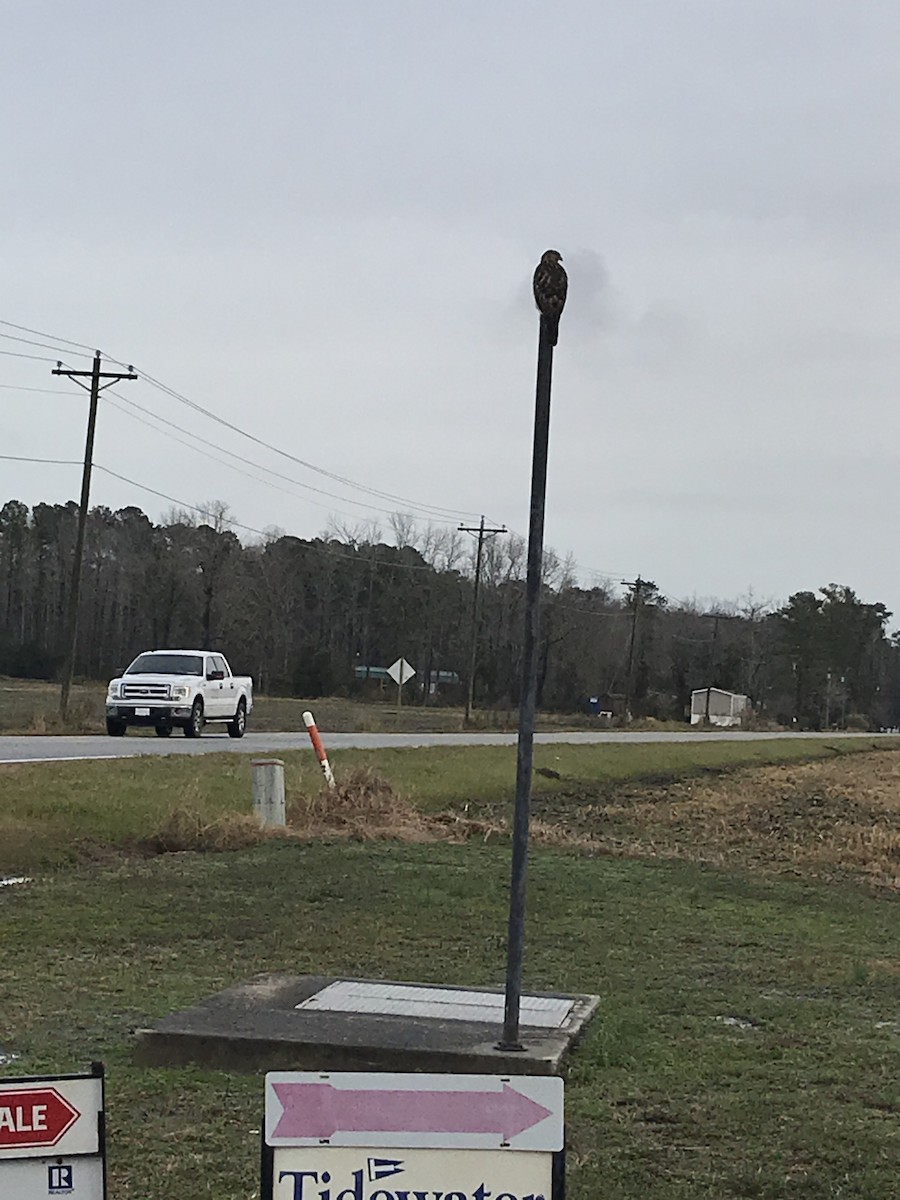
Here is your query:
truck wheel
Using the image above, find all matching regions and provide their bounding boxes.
[106,718,127,737]
[154,725,172,738]
[227,698,247,739]
[184,699,204,738]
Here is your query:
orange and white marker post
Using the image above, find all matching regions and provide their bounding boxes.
[302,710,336,790]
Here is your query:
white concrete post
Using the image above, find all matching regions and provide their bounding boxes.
[252,758,285,827]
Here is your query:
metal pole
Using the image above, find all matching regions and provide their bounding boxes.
[59,351,101,722]
[499,316,554,1052]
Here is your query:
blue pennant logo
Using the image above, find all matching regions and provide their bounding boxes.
[367,1158,405,1182]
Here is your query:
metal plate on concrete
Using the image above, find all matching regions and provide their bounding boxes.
[296,981,574,1029]
[134,974,600,1076]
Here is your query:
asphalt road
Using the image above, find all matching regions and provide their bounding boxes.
[0,729,889,765]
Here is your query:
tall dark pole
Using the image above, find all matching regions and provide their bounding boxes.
[499,315,555,1052]
[621,575,644,721]
[459,515,506,725]
[53,353,137,721]
[704,612,720,723]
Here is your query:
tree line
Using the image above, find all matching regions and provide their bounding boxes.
[2,497,899,729]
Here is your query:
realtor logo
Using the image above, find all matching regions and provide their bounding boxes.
[48,1163,74,1193]
[367,1158,404,1182]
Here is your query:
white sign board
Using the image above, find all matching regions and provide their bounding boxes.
[386,659,415,687]
[262,1072,563,1200]
[0,1070,105,1199]
[269,1146,552,1200]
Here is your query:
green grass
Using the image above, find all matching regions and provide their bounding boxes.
[0,737,891,873]
[0,675,694,735]
[1,841,897,1198]
[2,739,898,1197]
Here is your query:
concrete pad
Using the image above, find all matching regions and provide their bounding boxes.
[134,975,599,1076]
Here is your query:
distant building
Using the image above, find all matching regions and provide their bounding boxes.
[690,688,749,727]
[353,666,460,693]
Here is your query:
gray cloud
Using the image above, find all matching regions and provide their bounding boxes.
[3,1,900,616]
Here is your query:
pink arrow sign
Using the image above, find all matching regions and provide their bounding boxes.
[272,1081,552,1144]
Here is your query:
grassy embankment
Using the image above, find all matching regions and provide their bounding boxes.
[1,738,899,1198]
[0,736,892,873]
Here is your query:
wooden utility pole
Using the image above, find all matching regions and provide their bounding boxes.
[621,575,647,720]
[704,612,721,723]
[53,352,137,721]
[459,515,506,725]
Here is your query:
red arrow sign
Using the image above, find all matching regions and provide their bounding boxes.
[0,1088,80,1149]
[272,1082,551,1142]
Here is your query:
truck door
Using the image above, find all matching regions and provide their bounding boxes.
[220,655,237,711]
[205,654,226,717]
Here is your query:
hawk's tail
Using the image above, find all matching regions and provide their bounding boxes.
[542,314,559,347]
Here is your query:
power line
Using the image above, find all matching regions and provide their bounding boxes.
[1,315,486,522]
[0,331,94,359]
[0,348,64,363]
[134,364,482,520]
[90,464,442,572]
[0,319,98,354]
[101,389,466,527]
[102,394,402,525]
[0,454,81,465]
[0,383,72,395]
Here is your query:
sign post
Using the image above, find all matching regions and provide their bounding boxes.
[261,1071,564,1200]
[0,1065,106,1198]
[386,658,416,712]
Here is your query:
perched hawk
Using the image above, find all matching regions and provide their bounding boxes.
[532,249,567,346]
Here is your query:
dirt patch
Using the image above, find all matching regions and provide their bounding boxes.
[530,751,900,889]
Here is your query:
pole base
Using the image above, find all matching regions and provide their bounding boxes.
[495,1040,526,1053]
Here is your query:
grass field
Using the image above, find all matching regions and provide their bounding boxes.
[0,737,892,873]
[0,675,685,735]
[2,739,899,1198]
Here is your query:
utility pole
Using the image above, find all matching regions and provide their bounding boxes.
[621,575,646,721]
[458,515,506,725]
[53,352,137,721]
[704,612,721,724]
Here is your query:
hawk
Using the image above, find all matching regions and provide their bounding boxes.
[532,249,567,346]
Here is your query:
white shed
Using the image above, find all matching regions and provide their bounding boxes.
[690,688,748,727]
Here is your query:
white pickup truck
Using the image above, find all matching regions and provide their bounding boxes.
[105,650,253,739]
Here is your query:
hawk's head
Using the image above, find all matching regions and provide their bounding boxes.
[541,250,563,266]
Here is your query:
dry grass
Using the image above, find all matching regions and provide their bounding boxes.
[127,751,900,886]
[286,766,440,842]
[143,767,464,852]
[532,750,900,889]
[143,808,271,854]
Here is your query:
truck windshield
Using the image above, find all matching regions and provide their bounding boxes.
[126,654,204,676]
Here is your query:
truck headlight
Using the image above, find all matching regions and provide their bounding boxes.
[170,685,190,700]
[107,683,120,701]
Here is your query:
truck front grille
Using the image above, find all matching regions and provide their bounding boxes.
[122,683,170,700]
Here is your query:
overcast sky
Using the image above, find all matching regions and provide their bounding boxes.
[3,2,900,617]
